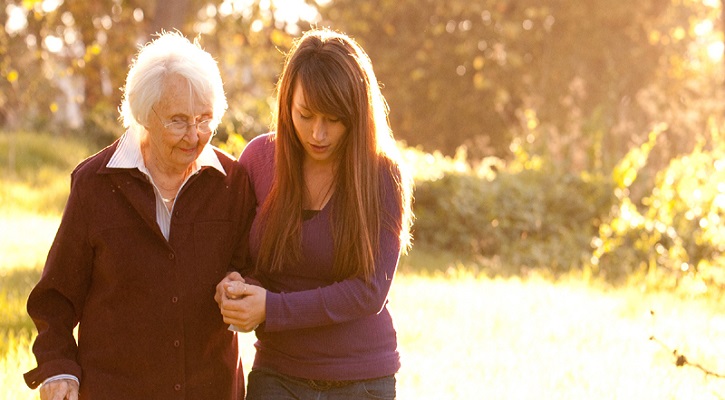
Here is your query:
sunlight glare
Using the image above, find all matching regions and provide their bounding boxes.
[217,0,320,25]
[715,193,725,210]
[44,35,64,53]
[133,8,144,22]
[5,4,28,35]
[707,41,724,62]
[218,0,255,18]
[251,19,264,32]
[272,0,320,26]
[694,19,713,36]
[40,0,63,13]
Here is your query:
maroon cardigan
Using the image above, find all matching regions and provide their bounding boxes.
[24,140,256,399]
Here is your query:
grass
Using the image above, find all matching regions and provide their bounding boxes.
[390,271,725,399]
[4,249,725,399]
[2,131,725,399]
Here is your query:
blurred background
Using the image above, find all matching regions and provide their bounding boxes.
[2,1,725,398]
[4,0,724,291]
[3,0,724,158]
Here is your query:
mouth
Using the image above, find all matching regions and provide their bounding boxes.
[309,144,329,153]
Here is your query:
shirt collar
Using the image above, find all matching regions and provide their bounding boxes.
[107,127,226,176]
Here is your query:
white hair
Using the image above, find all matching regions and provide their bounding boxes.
[119,31,227,131]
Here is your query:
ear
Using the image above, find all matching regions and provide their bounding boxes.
[140,113,153,131]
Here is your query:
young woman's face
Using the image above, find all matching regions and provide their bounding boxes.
[291,81,347,166]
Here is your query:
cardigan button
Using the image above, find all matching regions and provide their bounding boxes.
[174,384,181,391]
[174,340,180,348]
[171,296,178,303]
[168,253,175,260]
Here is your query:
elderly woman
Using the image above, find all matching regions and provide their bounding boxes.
[24,32,255,399]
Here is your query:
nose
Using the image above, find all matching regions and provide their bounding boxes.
[181,124,204,143]
[312,118,327,141]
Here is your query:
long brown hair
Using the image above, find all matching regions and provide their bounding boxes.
[256,28,413,282]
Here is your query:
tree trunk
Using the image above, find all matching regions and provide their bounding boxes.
[73,2,104,125]
[148,0,193,36]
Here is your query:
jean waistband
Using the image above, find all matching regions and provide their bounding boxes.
[288,374,394,391]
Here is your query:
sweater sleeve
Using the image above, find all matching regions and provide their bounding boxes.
[223,155,257,277]
[263,168,404,332]
[238,134,274,203]
[24,171,91,388]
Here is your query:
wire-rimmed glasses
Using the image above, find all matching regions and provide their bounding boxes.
[152,107,214,136]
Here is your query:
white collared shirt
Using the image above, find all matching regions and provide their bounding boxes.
[106,127,226,240]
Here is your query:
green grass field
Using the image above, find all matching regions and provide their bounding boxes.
[2,214,725,399]
[2,132,724,399]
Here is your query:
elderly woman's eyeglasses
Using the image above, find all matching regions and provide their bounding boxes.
[152,108,214,136]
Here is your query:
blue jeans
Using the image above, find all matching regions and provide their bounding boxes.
[245,368,396,400]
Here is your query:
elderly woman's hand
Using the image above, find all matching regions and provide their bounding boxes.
[40,378,78,400]
[214,271,245,307]
[220,284,266,332]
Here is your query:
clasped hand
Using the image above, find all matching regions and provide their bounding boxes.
[40,378,78,400]
[215,272,266,332]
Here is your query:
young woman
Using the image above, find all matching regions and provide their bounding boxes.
[216,28,414,399]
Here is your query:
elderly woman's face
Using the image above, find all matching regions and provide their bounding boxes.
[144,73,214,171]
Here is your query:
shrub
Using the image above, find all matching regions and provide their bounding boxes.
[592,125,725,293]
[413,163,614,276]
[0,131,95,214]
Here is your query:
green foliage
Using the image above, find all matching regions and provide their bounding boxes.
[0,0,288,143]
[4,125,724,297]
[611,125,663,189]
[0,268,40,352]
[0,131,95,214]
[592,123,725,294]
[317,0,722,166]
[412,151,614,276]
[214,131,249,159]
[4,0,723,175]
[0,131,92,177]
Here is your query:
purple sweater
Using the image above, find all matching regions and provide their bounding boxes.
[239,133,402,381]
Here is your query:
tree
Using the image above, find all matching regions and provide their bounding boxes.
[316,0,724,173]
[0,0,297,143]
[2,0,723,173]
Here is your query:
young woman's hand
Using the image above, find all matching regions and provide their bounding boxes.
[220,283,267,332]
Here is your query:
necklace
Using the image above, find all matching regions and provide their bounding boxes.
[150,169,188,205]
[307,178,334,210]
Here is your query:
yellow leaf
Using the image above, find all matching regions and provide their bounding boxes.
[87,43,102,56]
[50,103,59,113]
[7,70,19,83]
[270,30,288,47]
[473,56,485,70]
